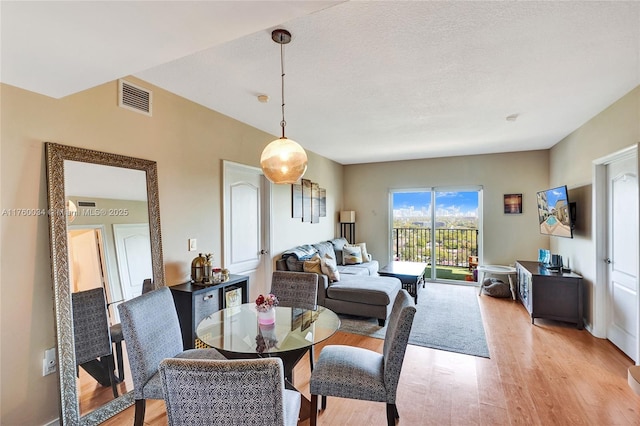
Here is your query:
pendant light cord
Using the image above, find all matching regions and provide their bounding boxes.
[280,38,286,138]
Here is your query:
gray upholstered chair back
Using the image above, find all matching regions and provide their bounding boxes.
[72,287,113,365]
[270,271,319,310]
[118,286,184,399]
[382,289,416,402]
[159,358,294,426]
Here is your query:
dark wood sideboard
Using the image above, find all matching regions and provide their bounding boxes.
[515,260,583,329]
[169,274,249,349]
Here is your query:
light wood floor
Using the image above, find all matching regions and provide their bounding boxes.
[103,287,640,425]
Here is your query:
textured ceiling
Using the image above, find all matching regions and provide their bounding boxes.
[3,1,639,165]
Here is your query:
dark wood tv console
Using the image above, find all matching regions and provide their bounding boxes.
[515,260,583,329]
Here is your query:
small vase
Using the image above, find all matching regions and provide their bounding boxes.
[257,308,276,325]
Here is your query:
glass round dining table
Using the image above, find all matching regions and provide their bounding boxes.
[196,303,340,386]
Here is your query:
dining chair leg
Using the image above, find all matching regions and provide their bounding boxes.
[309,346,315,372]
[321,395,327,410]
[114,341,124,381]
[386,403,398,425]
[310,394,319,426]
[106,355,118,398]
[134,399,146,426]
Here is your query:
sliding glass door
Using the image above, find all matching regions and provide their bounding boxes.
[391,187,482,283]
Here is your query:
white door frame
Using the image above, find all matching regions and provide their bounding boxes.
[222,160,272,291]
[593,144,639,352]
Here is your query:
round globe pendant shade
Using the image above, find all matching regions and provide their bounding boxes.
[260,137,308,184]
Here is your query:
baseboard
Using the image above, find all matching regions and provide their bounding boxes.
[43,418,60,426]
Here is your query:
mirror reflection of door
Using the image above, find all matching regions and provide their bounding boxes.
[113,223,153,302]
[68,228,107,293]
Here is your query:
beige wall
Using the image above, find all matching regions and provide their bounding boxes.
[343,150,551,267]
[550,85,640,331]
[0,80,343,425]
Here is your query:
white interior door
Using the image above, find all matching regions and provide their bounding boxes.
[607,155,639,361]
[113,223,153,302]
[223,161,270,300]
[68,228,104,293]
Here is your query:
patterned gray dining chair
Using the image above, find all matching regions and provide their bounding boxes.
[159,357,301,426]
[270,271,319,371]
[72,287,119,398]
[309,289,416,426]
[270,271,319,310]
[109,277,154,381]
[118,286,226,426]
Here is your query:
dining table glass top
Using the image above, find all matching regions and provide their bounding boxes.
[196,304,341,355]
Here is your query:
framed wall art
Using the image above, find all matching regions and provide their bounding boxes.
[504,193,523,214]
[302,179,312,222]
[291,183,302,218]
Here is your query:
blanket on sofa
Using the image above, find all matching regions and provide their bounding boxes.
[281,244,318,260]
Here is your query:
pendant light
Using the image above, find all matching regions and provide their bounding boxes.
[260,29,308,184]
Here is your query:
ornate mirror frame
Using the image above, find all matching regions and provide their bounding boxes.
[45,142,165,425]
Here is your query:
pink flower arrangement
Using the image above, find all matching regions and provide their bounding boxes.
[255,293,279,312]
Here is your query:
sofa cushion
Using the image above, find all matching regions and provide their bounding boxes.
[329,237,349,251]
[327,275,401,306]
[343,245,363,264]
[329,238,349,264]
[337,265,369,276]
[337,260,379,276]
[286,256,305,272]
[312,241,336,260]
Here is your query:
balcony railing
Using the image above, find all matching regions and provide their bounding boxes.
[392,227,478,268]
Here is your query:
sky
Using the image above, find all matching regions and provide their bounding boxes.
[393,191,478,217]
[542,186,568,207]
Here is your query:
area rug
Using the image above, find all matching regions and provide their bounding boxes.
[338,282,490,358]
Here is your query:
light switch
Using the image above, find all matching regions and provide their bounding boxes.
[188,238,197,251]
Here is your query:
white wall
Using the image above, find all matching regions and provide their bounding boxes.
[343,150,551,268]
[550,85,640,332]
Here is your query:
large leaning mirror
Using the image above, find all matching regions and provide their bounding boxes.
[45,142,165,425]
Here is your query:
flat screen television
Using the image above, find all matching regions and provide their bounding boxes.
[536,185,574,238]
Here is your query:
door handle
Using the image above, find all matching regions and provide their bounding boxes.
[605,258,612,264]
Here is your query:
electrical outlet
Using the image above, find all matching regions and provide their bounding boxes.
[42,347,56,376]
[189,238,197,251]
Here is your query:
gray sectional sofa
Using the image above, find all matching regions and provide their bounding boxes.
[275,238,401,326]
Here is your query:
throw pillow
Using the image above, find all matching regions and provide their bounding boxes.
[303,254,323,275]
[320,254,340,282]
[355,242,370,263]
[343,245,363,265]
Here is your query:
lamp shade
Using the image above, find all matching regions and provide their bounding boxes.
[340,210,356,223]
[260,137,308,184]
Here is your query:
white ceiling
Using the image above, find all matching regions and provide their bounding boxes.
[3,1,639,165]
[64,161,147,201]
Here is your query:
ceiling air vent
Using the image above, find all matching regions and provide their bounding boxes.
[118,79,152,116]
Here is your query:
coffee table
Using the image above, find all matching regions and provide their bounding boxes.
[378,261,427,303]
